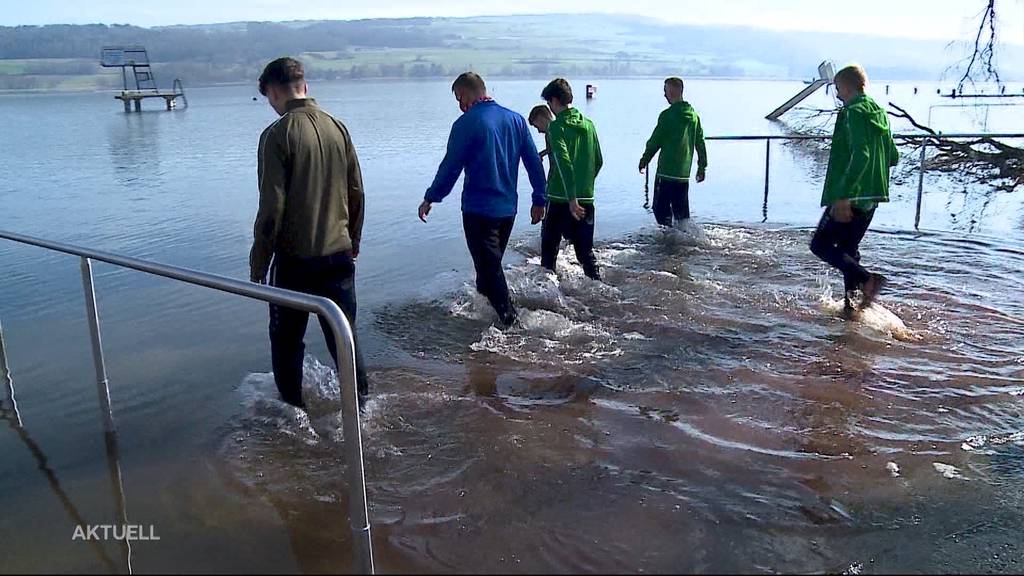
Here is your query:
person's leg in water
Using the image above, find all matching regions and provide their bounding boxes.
[568,203,600,280]
[671,180,691,222]
[810,208,872,311]
[841,206,886,307]
[541,202,568,273]
[268,258,311,409]
[495,215,517,322]
[651,176,674,226]
[463,213,518,327]
[311,251,370,407]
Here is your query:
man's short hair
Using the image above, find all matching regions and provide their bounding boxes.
[541,78,573,105]
[834,64,868,90]
[259,57,305,96]
[452,72,486,95]
[528,104,554,123]
[665,77,685,92]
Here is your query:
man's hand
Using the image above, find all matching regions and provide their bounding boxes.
[530,205,546,225]
[569,199,586,221]
[418,200,432,222]
[638,161,647,174]
[351,247,359,263]
[831,199,854,223]
[696,171,706,183]
[250,272,267,285]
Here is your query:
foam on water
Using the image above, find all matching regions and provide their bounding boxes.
[933,462,969,480]
[818,285,920,342]
[238,356,386,444]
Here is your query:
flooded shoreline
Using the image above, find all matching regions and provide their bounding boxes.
[213,224,1024,573]
[1,78,1022,572]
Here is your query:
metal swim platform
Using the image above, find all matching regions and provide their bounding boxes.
[0,230,375,574]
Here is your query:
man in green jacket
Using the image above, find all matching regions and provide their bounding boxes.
[250,57,369,409]
[811,64,899,310]
[639,77,707,226]
[540,78,603,280]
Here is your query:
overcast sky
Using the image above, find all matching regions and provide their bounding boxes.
[3,0,1023,44]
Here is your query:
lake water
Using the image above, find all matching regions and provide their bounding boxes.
[1,78,1023,573]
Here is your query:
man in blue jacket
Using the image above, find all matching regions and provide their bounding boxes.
[419,72,547,327]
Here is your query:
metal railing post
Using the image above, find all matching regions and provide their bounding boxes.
[80,257,117,435]
[319,302,374,575]
[762,139,771,222]
[915,138,928,231]
[1,318,22,426]
[1,231,376,574]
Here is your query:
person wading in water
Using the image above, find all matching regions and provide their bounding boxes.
[811,64,898,311]
[249,57,370,409]
[419,72,547,328]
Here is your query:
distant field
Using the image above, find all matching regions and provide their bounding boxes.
[4,13,1015,92]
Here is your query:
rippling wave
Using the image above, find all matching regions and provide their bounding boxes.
[222,223,1024,573]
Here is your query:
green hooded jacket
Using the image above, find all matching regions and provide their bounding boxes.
[822,94,900,209]
[547,107,603,204]
[640,100,707,181]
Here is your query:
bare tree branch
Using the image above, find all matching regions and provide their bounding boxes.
[950,0,1003,92]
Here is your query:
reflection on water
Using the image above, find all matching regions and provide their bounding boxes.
[107,113,165,192]
[1,322,132,574]
[216,224,1024,573]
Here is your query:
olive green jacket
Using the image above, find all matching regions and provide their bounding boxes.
[250,98,364,281]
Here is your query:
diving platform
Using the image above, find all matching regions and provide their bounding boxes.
[101,46,187,113]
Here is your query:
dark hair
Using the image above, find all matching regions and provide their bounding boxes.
[541,78,573,105]
[452,72,486,95]
[665,77,684,92]
[528,104,553,122]
[259,57,305,96]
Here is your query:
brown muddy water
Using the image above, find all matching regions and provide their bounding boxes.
[221,224,1024,574]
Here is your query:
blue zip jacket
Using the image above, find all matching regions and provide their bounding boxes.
[425,100,547,218]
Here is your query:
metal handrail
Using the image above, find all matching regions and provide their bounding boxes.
[0,230,374,574]
[706,132,1024,141]
[700,132,1024,229]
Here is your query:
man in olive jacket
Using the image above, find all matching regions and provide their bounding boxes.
[540,78,603,280]
[811,64,899,310]
[639,77,707,226]
[250,57,369,408]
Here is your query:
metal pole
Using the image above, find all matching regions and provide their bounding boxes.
[104,425,133,574]
[915,139,928,231]
[321,302,374,575]
[1,318,22,427]
[0,230,375,572]
[762,139,771,223]
[80,257,116,435]
[643,168,650,210]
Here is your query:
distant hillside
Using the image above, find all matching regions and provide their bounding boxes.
[1,14,1022,91]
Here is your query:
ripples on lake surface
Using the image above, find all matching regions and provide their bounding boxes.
[223,224,1024,573]
[1,79,1023,573]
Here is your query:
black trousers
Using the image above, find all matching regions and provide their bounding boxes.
[462,212,517,325]
[652,177,690,225]
[810,206,876,294]
[541,202,600,280]
[269,250,369,407]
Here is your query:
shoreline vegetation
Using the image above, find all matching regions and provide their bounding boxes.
[3,14,1023,93]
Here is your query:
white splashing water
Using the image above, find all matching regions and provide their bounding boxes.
[817,282,919,342]
[238,356,382,444]
[933,462,968,480]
